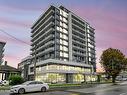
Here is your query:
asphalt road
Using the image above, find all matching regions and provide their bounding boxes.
[0,91,84,95]
[1,82,127,95]
[84,85,127,95]
[69,82,127,95]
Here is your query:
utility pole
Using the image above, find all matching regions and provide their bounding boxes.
[34,44,37,80]
[90,62,93,83]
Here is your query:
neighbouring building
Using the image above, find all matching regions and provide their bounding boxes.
[0,61,20,80]
[0,41,6,65]
[28,5,96,83]
[18,56,32,81]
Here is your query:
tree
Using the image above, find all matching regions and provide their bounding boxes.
[100,48,126,83]
[9,75,24,85]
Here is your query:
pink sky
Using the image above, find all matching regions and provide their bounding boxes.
[0,0,127,71]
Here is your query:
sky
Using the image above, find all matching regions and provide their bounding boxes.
[0,0,127,71]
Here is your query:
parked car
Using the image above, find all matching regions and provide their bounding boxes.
[10,81,49,94]
[0,80,9,86]
[116,77,127,81]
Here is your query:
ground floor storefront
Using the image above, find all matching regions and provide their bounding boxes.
[36,73,97,83]
[35,64,97,83]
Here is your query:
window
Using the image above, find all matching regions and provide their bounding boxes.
[88,48,91,51]
[63,34,68,40]
[60,39,62,44]
[60,10,68,18]
[36,81,43,84]
[60,16,62,20]
[60,33,62,38]
[57,26,60,31]
[63,46,68,51]
[89,57,92,61]
[60,10,63,15]
[60,27,62,31]
[63,29,68,34]
[60,22,62,26]
[29,82,36,85]
[89,53,92,56]
[88,34,90,38]
[63,17,67,23]
[63,23,68,28]
[60,39,68,46]
[88,39,90,42]
[30,67,34,72]
[88,43,94,48]
[63,12,68,17]
[63,40,68,46]
[63,52,68,57]
[60,45,68,51]
[60,33,68,40]
[60,45,63,50]
[56,39,60,43]
[60,51,63,56]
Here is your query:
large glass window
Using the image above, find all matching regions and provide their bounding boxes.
[73,74,84,82]
[36,73,66,83]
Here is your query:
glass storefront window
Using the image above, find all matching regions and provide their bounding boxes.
[73,74,84,83]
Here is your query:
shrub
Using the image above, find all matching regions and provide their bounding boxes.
[9,75,24,85]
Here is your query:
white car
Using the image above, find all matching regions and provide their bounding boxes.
[0,80,9,86]
[10,81,49,94]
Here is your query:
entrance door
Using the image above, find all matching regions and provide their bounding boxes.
[66,74,73,83]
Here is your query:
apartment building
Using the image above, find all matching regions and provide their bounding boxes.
[30,5,96,83]
[0,41,6,65]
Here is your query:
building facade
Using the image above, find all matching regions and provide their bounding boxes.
[30,5,96,83]
[18,56,32,81]
[0,41,6,65]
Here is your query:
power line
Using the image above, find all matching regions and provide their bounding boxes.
[0,29,30,45]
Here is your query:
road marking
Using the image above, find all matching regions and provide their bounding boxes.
[120,93,127,95]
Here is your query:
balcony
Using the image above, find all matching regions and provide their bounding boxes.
[31,26,54,46]
[31,9,54,33]
[31,16,54,40]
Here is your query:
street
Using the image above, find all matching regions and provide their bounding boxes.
[1,82,127,95]
[69,82,127,95]
[0,91,84,95]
